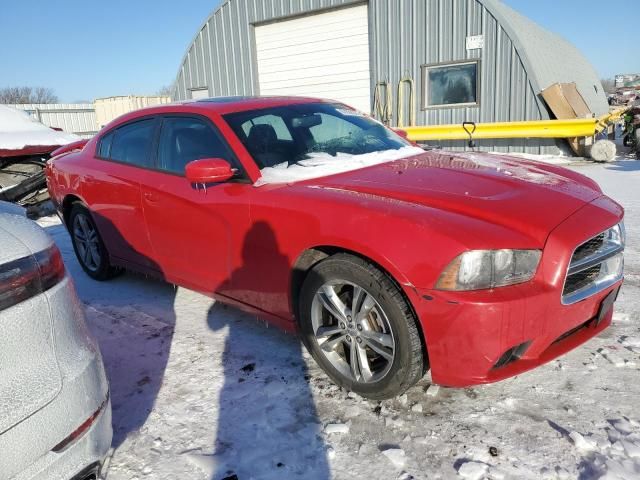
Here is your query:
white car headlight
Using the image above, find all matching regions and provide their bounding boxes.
[436,249,542,291]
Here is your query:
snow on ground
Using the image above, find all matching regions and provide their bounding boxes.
[38,155,640,480]
[0,105,78,152]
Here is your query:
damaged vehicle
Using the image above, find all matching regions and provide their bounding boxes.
[0,105,78,209]
[46,97,625,399]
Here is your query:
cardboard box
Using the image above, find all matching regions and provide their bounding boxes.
[541,83,592,119]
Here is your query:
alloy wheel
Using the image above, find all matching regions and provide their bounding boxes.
[72,213,101,272]
[311,280,396,383]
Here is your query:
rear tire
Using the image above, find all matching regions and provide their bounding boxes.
[299,253,425,400]
[68,204,121,281]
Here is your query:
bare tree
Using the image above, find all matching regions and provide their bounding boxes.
[601,78,616,95]
[32,87,58,103]
[0,86,59,104]
[156,85,174,98]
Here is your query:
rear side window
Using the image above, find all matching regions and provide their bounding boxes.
[97,131,113,158]
[157,116,237,175]
[109,119,157,168]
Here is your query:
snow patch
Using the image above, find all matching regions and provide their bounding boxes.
[381,448,406,468]
[0,105,79,152]
[426,385,440,397]
[489,151,571,165]
[324,423,349,435]
[457,461,489,479]
[254,146,424,186]
[569,431,598,452]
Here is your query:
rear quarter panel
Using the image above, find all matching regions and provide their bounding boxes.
[46,149,90,214]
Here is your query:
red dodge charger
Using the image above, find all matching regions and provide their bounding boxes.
[46,97,625,399]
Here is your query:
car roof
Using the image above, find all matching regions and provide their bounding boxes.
[139,96,334,117]
[99,96,344,134]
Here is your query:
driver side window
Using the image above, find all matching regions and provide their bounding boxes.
[157,117,236,175]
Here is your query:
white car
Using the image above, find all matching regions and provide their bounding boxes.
[0,202,111,480]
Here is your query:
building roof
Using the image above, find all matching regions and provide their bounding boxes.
[481,0,608,116]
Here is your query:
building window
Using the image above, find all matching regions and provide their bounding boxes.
[421,61,480,109]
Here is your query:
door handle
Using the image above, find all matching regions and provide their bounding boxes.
[143,192,159,203]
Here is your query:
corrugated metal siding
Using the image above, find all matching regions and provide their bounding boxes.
[173,0,573,154]
[7,103,98,139]
[369,0,551,153]
[94,96,172,128]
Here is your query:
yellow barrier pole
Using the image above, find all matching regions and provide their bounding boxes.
[595,106,630,134]
[403,118,600,142]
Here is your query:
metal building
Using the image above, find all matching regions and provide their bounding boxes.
[173,0,607,154]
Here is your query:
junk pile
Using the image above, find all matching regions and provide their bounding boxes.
[0,105,78,208]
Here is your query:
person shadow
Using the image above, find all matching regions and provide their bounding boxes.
[46,214,329,479]
[206,222,330,480]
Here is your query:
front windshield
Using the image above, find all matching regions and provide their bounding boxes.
[223,103,422,185]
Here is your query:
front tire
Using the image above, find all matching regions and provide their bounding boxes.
[299,253,426,400]
[68,204,121,281]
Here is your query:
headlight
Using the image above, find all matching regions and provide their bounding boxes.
[610,221,625,248]
[436,249,542,291]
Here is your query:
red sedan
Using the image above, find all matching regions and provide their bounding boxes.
[46,97,625,399]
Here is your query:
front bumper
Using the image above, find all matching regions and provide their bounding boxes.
[414,196,624,387]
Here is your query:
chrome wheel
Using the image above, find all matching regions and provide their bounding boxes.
[311,281,396,383]
[72,213,101,272]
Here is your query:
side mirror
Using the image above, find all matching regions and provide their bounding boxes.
[185,158,235,184]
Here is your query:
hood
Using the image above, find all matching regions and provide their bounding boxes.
[304,151,602,245]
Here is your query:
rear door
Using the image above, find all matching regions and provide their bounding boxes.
[82,117,159,272]
[140,115,251,294]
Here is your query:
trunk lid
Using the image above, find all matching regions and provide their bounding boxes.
[0,216,63,434]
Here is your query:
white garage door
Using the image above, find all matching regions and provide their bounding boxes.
[254,5,371,113]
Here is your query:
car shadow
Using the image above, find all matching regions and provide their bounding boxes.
[205,221,330,480]
[44,216,177,449]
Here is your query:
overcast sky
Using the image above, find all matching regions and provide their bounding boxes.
[0,0,636,103]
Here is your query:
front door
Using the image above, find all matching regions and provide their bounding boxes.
[141,115,251,295]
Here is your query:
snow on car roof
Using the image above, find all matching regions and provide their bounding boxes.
[0,105,79,156]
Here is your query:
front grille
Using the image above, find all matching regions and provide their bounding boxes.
[563,264,601,296]
[562,224,624,304]
[572,233,605,263]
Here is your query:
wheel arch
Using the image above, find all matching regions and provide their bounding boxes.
[290,245,429,368]
[61,194,86,227]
